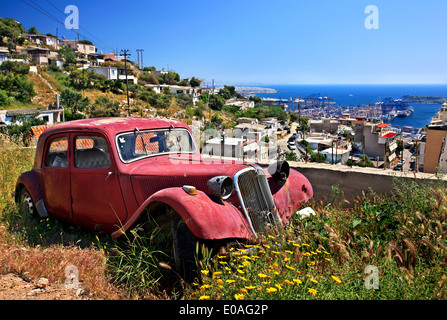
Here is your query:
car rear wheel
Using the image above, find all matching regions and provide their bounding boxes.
[20,187,35,217]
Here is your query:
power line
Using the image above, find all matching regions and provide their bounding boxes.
[22,0,115,53]
[44,0,116,52]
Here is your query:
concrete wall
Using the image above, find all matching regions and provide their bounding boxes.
[288,162,447,206]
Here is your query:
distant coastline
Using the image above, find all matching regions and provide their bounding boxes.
[401,95,447,104]
[234,86,277,95]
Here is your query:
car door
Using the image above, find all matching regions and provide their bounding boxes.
[69,133,127,228]
[40,134,72,220]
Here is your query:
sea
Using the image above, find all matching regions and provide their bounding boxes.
[249,84,447,130]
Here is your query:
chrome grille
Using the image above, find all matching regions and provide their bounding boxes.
[235,167,280,236]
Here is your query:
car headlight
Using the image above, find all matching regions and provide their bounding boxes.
[207,176,233,200]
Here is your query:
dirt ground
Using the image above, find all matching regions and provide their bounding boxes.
[0,273,92,300]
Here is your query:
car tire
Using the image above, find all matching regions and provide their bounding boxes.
[20,187,35,217]
[171,217,196,281]
[147,208,197,282]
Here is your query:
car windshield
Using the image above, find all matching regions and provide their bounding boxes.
[116,128,196,162]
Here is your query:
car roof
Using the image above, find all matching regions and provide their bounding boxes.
[41,117,191,138]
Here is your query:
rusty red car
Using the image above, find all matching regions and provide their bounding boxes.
[15,117,313,275]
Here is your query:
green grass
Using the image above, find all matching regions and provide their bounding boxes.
[183,179,447,300]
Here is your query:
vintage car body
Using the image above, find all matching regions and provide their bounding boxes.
[15,117,313,244]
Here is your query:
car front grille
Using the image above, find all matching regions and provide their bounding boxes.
[234,166,281,236]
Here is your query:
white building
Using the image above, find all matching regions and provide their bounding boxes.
[144,84,200,105]
[0,47,8,65]
[320,147,351,165]
[88,66,118,80]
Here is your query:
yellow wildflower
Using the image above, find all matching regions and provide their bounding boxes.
[239,288,248,293]
[332,276,342,284]
[284,280,295,286]
[308,288,317,295]
[272,251,280,255]
[275,284,283,290]
[285,265,295,271]
[263,244,270,249]
[272,271,280,276]
[268,235,276,239]
[325,258,332,262]
[323,251,330,255]
[237,269,244,274]
[273,263,279,268]
[234,293,244,300]
[293,279,302,284]
[266,287,277,294]
[285,250,294,255]
[199,295,210,300]
[213,272,222,278]
[284,257,291,262]
[310,278,318,284]
[217,279,223,285]
[258,273,268,278]
[219,261,228,265]
[302,243,310,247]
[240,276,248,282]
[292,243,300,247]
[245,286,256,290]
[226,280,236,284]
[311,251,317,255]
[316,249,322,254]
[200,284,212,291]
[201,270,209,275]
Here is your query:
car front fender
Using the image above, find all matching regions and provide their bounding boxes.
[112,187,253,240]
[269,168,314,223]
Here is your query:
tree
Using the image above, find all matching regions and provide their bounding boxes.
[285,151,298,162]
[5,114,46,145]
[0,17,25,39]
[0,73,36,103]
[0,60,29,75]
[59,89,90,120]
[58,45,76,66]
[89,96,121,118]
[27,26,40,35]
[139,72,159,85]
[209,94,225,111]
[158,71,180,85]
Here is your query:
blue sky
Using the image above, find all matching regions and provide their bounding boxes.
[1,0,446,86]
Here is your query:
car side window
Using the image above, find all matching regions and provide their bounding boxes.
[74,136,111,169]
[45,136,68,168]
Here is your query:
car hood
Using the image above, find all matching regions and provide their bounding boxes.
[128,156,250,204]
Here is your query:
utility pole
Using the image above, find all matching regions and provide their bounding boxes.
[136,49,144,69]
[121,49,131,116]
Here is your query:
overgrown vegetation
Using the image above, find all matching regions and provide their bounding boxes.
[1,136,447,300]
